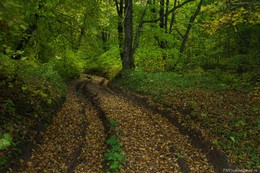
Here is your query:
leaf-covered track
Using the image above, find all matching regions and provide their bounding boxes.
[81,76,216,172]
[7,82,106,173]
[7,75,232,172]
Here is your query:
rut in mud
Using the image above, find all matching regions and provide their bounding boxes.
[7,75,231,173]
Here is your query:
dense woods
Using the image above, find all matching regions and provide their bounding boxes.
[0,0,259,170]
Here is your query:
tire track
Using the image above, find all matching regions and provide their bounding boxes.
[83,81,215,172]
[8,82,106,173]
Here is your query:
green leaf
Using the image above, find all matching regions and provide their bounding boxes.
[47,99,52,105]
[252,107,260,113]
[107,135,118,145]
[4,133,12,142]
[0,133,12,151]
[230,136,235,142]
[110,161,119,169]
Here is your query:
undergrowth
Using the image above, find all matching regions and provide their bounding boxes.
[0,54,68,169]
[104,119,126,173]
[84,46,122,79]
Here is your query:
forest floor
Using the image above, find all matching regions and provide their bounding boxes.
[6,75,257,173]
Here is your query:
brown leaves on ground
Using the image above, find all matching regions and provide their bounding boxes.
[92,86,215,172]
[8,83,105,173]
[74,100,105,172]
[150,87,260,168]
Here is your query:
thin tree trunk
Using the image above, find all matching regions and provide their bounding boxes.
[115,0,124,60]
[133,0,150,55]
[169,0,177,33]
[180,0,203,54]
[165,0,169,32]
[159,0,164,29]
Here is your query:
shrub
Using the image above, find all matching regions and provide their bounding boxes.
[51,50,85,80]
[85,46,122,78]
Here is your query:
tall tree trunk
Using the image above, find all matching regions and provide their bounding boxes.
[115,0,124,60]
[180,0,203,54]
[165,0,169,32]
[159,0,164,29]
[123,0,135,69]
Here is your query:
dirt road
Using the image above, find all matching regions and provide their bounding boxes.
[8,75,230,173]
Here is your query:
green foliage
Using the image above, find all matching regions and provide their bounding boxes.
[5,99,15,113]
[0,54,66,168]
[0,133,13,167]
[85,46,122,79]
[104,119,126,173]
[0,133,12,151]
[115,70,233,96]
[109,119,118,129]
[51,50,85,80]
[14,58,66,112]
[135,46,164,72]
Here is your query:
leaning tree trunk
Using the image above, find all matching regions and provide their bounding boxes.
[180,0,203,54]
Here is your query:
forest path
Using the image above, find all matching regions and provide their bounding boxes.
[9,74,225,173]
[9,81,106,173]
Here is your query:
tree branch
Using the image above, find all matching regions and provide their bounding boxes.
[132,0,150,55]
[143,0,195,24]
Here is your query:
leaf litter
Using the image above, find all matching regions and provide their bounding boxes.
[7,82,106,173]
[85,81,215,172]
[7,76,227,172]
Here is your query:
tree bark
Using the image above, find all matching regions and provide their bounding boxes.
[123,0,135,69]
[115,0,124,60]
[165,0,169,32]
[159,0,164,29]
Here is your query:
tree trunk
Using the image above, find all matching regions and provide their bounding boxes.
[115,0,124,60]
[165,0,169,32]
[123,0,135,69]
[159,0,164,29]
[180,0,203,54]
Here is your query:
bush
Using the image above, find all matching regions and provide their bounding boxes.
[51,50,85,80]
[0,54,67,169]
[16,60,66,112]
[85,46,122,78]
